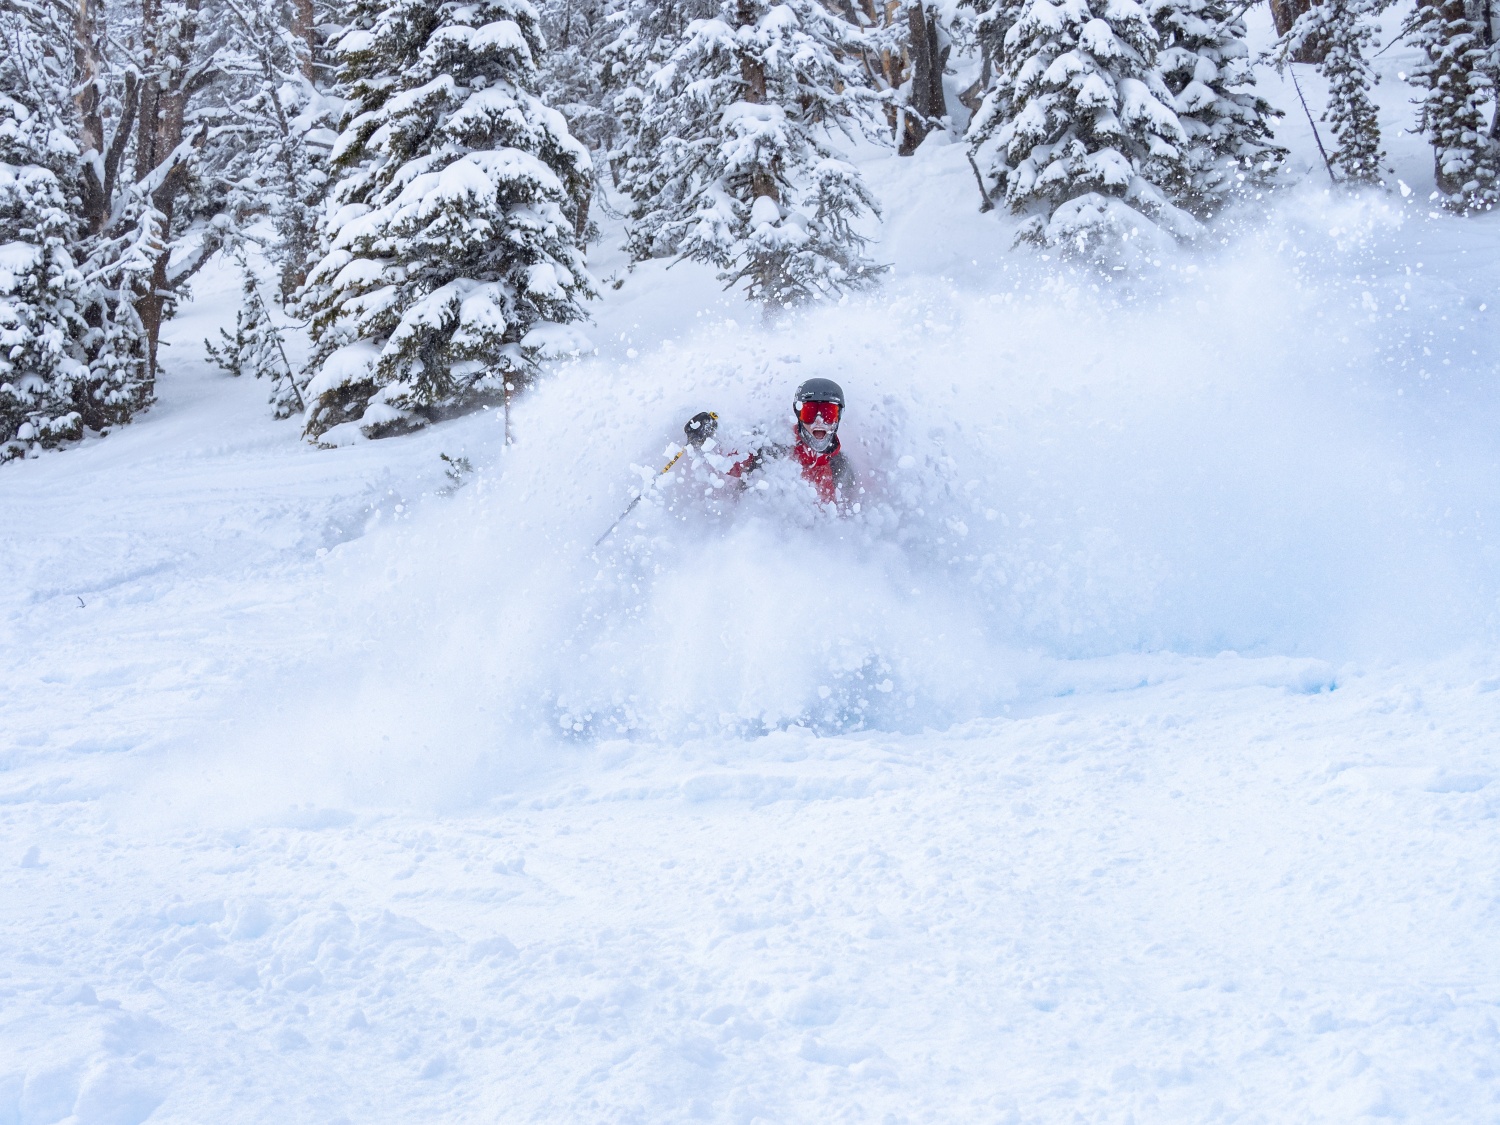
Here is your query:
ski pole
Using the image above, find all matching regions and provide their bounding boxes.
[595,412,717,547]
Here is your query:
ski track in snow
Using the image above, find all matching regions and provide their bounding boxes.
[6,20,1500,1121]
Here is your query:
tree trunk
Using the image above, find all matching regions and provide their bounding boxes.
[1269,0,1327,61]
[73,0,107,232]
[900,1,948,155]
[293,0,316,80]
[737,1,779,204]
[136,0,204,378]
[574,179,591,247]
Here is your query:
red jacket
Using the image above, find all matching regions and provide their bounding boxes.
[728,429,854,508]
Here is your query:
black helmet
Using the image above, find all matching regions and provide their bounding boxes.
[793,378,844,454]
[793,378,845,411]
[683,411,718,447]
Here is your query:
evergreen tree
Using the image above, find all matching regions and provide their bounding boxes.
[211,0,344,301]
[615,0,886,309]
[0,1,155,457]
[302,0,596,442]
[967,0,1199,256]
[59,0,259,409]
[1273,0,1384,184]
[1410,0,1499,208]
[1150,0,1285,214]
[603,0,720,261]
[535,0,620,243]
[206,264,306,417]
[0,13,88,460]
[537,0,617,156]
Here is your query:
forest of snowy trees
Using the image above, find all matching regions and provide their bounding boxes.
[2,0,1499,457]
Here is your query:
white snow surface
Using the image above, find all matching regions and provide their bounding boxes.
[5,23,1500,1122]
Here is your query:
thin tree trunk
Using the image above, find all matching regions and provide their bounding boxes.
[134,0,204,379]
[900,2,947,155]
[73,0,107,231]
[574,179,591,247]
[738,0,779,204]
[293,0,315,80]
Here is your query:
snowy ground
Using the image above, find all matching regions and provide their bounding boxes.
[6,14,1500,1122]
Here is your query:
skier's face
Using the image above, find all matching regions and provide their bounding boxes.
[798,401,840,452]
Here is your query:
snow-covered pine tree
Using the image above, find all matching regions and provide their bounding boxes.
[211,0,344,300]
[1150,0,1285,213]
[537,0,617,157]
[0,8,89,460]
[534,0,621,242]
[301,0,595,442]
[604,0,729,260]
[66,0,247,403]
[206,264,306,416]
[1410,0,1499,208]
[1273,0,1384,184]
[967,0,1197,255]
[617,0,885,309]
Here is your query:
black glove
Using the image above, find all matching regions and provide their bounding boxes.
[684,411,718,447]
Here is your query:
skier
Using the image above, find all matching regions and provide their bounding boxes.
[725,378,856,511]
[595,383,854,547]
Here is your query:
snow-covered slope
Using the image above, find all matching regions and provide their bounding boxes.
[4,20,1500,1122]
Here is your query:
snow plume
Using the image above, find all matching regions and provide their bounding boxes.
[180,189,1500,812]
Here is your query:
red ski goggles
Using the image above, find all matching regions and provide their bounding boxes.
[797,401,841,426]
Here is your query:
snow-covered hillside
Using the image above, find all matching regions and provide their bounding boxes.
[5,12,1500,1120]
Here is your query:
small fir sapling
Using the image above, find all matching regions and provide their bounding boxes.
[206,265,306,417]
[439,451,474,491]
